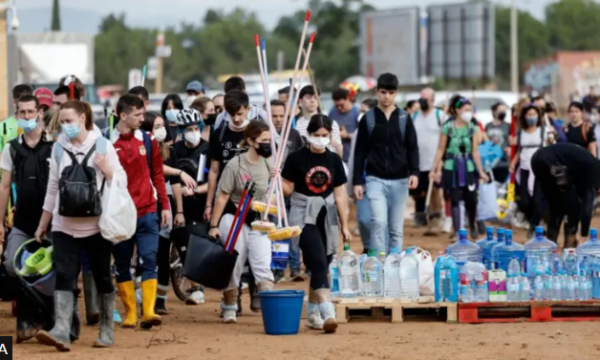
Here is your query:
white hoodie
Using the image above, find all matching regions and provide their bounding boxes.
[43,125,126,238]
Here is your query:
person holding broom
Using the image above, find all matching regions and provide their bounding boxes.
[282,114,350,333]
[208,119,276,324]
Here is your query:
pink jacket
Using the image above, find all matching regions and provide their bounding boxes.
[43,126,126,238]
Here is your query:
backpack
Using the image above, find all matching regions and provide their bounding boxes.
[103,127,153,170]
[517,125,545,149]
[563,122,591,143]
[365,108,409,140]
[54,137,107,218]
[412,109,442,128]
[9,138,52,211]
[444,119,476,154]
[177,142,210,181]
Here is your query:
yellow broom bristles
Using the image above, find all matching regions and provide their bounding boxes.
[268,227,294,241]
[251,221,276,232]
[290,226,302,237]
[251,201,278,215]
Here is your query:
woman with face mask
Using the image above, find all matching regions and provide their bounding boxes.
[430,95,489,239]
[139,112,184,314]
[190,97,217,142]
[281,114,350,333]
[564,101,597,158]
[207,121,276,324]
[161,94,185,144]
[509,103,550,238]
[34,100,126,351]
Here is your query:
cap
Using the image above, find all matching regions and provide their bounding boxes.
[186,80,204,93]
[34,87,53,108]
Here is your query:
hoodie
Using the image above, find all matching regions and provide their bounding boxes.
[43,126,126,238]
[214,104,266,129]
[112,129,170,217]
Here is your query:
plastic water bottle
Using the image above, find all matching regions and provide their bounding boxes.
[434,255,459,302]
[492,229,525,272]
[563,249,578,276]
[543,271,553,300]
[519,273,531,301]
[472,263,488,302]
[551,274,562,300]
[577,229,600,262]
[338,244,361,297]
[524,226,557,279]
[399,248,420,299]
[566,275,577,300]
[460,264,475,303]
[483,228,505,269]
[362,250,383,297]
[578,256,592,300]
[447,229,482,268]
[476,226,495,248]
[329,255,340,298]
[506,258,521,302]
[384,249,402,298]
[533,272,544,300]
[560,273,568,300]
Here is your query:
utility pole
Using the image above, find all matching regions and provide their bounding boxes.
[0,0,9,119]
[155,33,164,93]
[510,0,518,93]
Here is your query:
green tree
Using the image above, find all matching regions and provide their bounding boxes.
[494,6,551,88]
[51,0,61,31]
[546,0,600,51]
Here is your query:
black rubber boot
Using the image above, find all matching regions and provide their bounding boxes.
[82,272,100,326]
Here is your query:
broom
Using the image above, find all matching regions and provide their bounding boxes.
[226,184,256,254]
[266,32,316,241]
[224,181,251,246]
[504,112,518,227]
[4,125,11,228]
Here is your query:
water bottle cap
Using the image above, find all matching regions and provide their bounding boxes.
[368,249,378,257]
[535,226,544,237]
[379,252,386,256]
[591,229,598,238]
[459,228,468,240]
[343,244,350,251]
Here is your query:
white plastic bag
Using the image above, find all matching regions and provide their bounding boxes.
[477,181,498,221]
[401,246,434,296]
[99,177,137,243]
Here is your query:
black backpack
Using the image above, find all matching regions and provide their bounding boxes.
[9,138,52,204]
[177,142,209,180]
[55,138,107,218]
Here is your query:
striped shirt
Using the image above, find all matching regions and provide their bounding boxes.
[295,116,342,153]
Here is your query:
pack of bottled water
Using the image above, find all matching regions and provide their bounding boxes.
[459,262,488,303]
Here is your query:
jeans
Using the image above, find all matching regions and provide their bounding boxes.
[113,212,160,283]
[366,176,409,253]
[356,197,372,252]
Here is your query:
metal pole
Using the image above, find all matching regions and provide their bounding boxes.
[510,0,518,93]
[0,0,9,120]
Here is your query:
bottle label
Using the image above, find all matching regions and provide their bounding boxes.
[364,270,379,282]
[340,266,357,276]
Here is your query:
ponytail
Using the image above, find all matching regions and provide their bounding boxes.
[60,100,94,130]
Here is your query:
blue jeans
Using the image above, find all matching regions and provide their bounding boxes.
[366,176,409,253]
[356,197,372,252]
[113,212,160,283]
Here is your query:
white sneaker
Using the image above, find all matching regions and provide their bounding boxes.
[442,217,452,234]
[306,303,324,330]
[222,309,237,323]
[186,290,205,305]
[319,302,338,333]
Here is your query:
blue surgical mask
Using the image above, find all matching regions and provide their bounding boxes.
[18,118,38,133]
[61,123,80,139]
[166,109,180,123]
[525,116,538,126]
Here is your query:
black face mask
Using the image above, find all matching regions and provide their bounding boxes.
[204,113,218,126]
[256,143,272,158]
[497,112,506,121]
[418,98,429,112]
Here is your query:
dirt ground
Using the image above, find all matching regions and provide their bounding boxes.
[4,209,600,360]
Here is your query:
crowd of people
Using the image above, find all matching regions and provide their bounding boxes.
[1,70,600,351]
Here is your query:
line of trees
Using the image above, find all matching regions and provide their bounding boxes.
[93,0,600,92]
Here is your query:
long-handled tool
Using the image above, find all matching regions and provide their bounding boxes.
[505,112,518,227]
[302,48,323,113]
[224,182,251,248]
[226,184,256,254]
[4,125,11,228]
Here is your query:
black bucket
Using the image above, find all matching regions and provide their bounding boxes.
[182,234,238,290]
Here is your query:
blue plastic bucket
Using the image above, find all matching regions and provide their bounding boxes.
[259,290,304,335]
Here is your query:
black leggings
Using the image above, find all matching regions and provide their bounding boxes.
[299,207,332,290]
[448,187,477,233]
[53,232,114,294]
[518,169,543,229]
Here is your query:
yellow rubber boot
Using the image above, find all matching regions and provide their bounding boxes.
[117,281,137,328]
[140,279,162,329]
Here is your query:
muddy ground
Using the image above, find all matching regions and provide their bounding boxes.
[3,211,600,360]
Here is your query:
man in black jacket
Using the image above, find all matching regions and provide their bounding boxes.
[531,143,600,248]
[352,73,419,253]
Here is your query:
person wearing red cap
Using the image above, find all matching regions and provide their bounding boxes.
[33,88,53,115]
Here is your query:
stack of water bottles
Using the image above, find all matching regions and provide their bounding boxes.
[443,229,487,303]
[332,244,421,299]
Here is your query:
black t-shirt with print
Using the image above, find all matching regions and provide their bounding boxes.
[282,146,347,198]
[565,122,595,150]
[208,123,248,178]
[174,139,210,223]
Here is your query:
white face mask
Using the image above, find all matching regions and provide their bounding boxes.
[308,136,331,150]
[186,96,196,108]
[460,111,473,122]
[591,114,599,123]
[184,130,201,146]
[154,127,167,142]
[230,119,249,130]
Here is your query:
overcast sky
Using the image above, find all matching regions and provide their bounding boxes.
[18,0,552,30]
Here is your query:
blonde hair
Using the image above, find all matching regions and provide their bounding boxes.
[46,110,61,141]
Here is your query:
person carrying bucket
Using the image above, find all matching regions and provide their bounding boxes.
[0,95,58,343]
[208,118,276,324]
[281,115,351,333]
[34,100,126,351]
